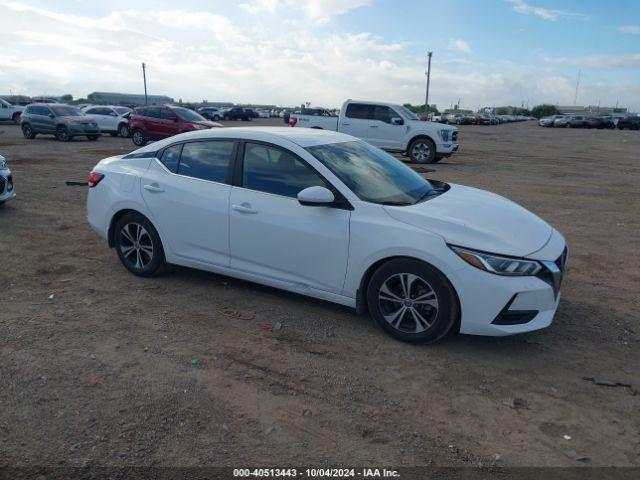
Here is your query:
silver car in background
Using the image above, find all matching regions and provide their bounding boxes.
[0,154,15,204]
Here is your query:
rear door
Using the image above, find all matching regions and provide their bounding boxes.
[229,142,350,294]
[140,139,236,266]
[341,103,371,139]
[367,105,404,150]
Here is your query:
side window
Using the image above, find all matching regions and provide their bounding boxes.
[177,140,234,183]
[160,144,182,174]
[242,143,328,198]
[85,108,99,114]
[135,107,147,117]
[345,103,373,120]
[372,106,395,124]
[25,106,33,114]
[161,108,177,120]
[147,107,161,119]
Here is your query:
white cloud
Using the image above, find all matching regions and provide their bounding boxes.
[507,0,588,21]
[239,0,375,25]
[447,39,472,54]
[542,53,640,69]
[619,25,640,34]
[0,0,637,112]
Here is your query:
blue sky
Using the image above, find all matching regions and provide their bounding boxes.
[1,0,639,110]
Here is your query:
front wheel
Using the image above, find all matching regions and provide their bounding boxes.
[131,129,147,146]
[408,138,436,164]
[22,123,36,139]
[366,259,458,344]
[55,126,72,142]
[114,213,165,277]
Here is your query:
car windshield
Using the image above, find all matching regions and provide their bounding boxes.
[51,106,83,116]
[115,107,131,115]
[397,106,420,121]
[173,107,206,122]
[306,141,436,205]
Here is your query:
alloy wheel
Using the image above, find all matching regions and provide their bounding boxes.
[119,125,130,137]
[132,131,144,144]
[411,142,432,163]
[378,273,439,333]
[119,222,154,270]
[56,127,70,141]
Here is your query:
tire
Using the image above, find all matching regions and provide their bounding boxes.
[87,135,99,141]
[114,212,165,277]
[131,129,147,146]
[408,138,436,164]
[55,126,72,142]
[366,258,458,344]
[213,115,220,121]
[22,123,36,139]
[12,113,21,125]
[118,123,130,137]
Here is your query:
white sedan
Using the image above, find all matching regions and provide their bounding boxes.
[87,128,567,343]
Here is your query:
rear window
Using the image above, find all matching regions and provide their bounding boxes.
[177,140,234,183]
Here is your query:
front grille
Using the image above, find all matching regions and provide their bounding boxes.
[0,176,5,194]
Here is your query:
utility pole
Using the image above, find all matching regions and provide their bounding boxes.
[142,62,148,105]
[425,51,433,109]
[573,69,581,106]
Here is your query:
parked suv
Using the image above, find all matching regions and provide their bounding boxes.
[223,107,254,121]
[128,105,222,146]
[617,116,640,130]
[82,105,132,137]
[21,104,100,141]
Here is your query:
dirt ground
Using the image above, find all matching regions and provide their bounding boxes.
[1,119,639,469]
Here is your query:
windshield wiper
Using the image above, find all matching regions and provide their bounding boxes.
[416,188,444,203]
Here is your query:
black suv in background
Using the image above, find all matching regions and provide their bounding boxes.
[223,107,256,121]
[617,116,640,130]
[20,104,100,141]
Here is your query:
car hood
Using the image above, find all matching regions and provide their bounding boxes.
[193,120,223,128]
[383,183,553,258]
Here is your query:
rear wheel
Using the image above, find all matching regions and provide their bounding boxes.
[131,129,147,146]
[22,123,36,139]
[366,258,458,344]
[55,126,72,142]
[114,212,165,277]
[118,123,130,137]
[408,138,436,164]
[213,115,220,121]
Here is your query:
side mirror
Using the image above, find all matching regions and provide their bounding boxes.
[391,117,404,125]
[297,186,335,207]
[48,114,54,118]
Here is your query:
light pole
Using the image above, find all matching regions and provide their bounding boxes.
[425,51,433,108]
[142,62,148,105]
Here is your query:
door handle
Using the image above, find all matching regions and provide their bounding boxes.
[232,203,258,214]
[143,184,164,193]
[341,123,351,126]
[369,125,379,128]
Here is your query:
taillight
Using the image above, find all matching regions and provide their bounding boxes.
[289,117,298,127]
[88,171,104,187]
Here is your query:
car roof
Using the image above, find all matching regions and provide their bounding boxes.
[131,127,356,154]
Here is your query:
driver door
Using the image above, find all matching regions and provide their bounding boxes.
[229,142,350,294]
[367,105,404,150]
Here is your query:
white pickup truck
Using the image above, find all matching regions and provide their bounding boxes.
[290,100,459,163]
[0,99,24,124]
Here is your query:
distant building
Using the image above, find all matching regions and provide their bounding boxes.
[87,91,174,105]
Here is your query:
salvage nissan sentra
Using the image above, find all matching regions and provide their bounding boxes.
[87,127,567,343]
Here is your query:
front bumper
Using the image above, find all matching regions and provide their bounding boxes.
[438,143,459,155]
[0,168,16,203]
[452,236,567,336]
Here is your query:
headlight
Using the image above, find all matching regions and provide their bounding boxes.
[449,245,542,276]
[439,129,450,142]
[193,124,208,130]
[0,159,6,169]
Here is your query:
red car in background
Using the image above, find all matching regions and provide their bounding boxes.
[129,105,222,146]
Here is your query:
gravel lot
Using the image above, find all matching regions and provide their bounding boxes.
[1,119,639,469]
